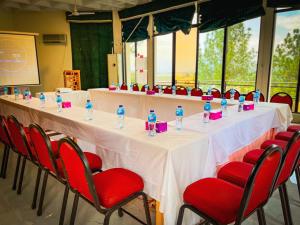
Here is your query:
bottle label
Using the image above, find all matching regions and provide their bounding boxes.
[176,109,183,117]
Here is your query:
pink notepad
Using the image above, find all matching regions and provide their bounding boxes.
[145,121,168,133]
[243,103,254,111]
[209,110,222,120]
[62,102,71,108]
[202,95,213,101]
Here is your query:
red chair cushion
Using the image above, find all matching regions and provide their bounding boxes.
[224,90,240,100]
[93,168,144,208]
[261,139,287,150]
[243,149,264,164]
[51,140,59,157]
[176,87,188,95]
[275,131,294,142]
[163,87,172,94]
[211,88,221,98]
[191,88,203,97]
[217,161,253,188]
[183,178,243,224]
[287,125,300,133]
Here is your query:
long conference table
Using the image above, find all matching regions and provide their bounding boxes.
[0,89,292,225]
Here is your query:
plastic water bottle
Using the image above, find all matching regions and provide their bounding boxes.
[85,100,93,120]
[3,86,8,97]
[207,87,212,96]
[230,89,235,102]
[187,87,191,96]
[203,102,211,123]
[117,105,125,129]
[238,96,245,112]
[148,109,157,136]
[24,89,30,104]
[254,89,260,104]
[14,87,19,100]
[158,85,162,95]
[176,106,184,130]
[145,85,149,92]
[56,94,63,112]
[172,85,176,95]
[129,84,133,92]
[221,98,228,117]
[39,93,46,108]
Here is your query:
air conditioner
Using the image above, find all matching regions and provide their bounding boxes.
[43,34,67,44]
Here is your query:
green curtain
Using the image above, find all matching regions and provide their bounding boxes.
[267,0,300,7]
[154,5,195,35]
[70,23,113,89]
[122,17,149,42]
[199,0,265,33]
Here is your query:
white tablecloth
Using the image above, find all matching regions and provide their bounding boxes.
[36,90,88,107]
[88,88,224,121]
[0,96,292,225]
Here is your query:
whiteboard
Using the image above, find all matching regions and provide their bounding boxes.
[0,33,40,86]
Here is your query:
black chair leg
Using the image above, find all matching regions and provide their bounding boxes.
[176,205,186,225]
[279,184,294,225]
[12,154,21,190]
[70,192,79,225]
[257,207,266,225]
[32,167,42,209]
[37,170,48,216]
[0,145,8,178]
[103,210,113,225]
[59,185,69,225]
[295,166,300,199]
[17,157,27,194]
[141,192,152,225]
[2,146,10,179]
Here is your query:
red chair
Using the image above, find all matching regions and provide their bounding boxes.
[58,137,152,225]
[120,83,128,90]
[224,89,240,100]
[270,92,293,109]
[287,125,300,132]
[132,83,139,91]
[152,85,160,93]
[176,86,188,95]
[275,131,294,142]
[0,116,12,179]
[211,88,221,98]
[177,145,282,225]
[245,91,265,102]
[29,124,102,223]
[163,86,172,94]
[191,88,203,97]
[218,131,300,225]
[141,84,148,92]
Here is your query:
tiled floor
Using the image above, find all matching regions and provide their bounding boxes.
[0,145,299,225]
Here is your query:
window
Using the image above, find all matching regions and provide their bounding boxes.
[154,33,173,86]
[175,28,197,87]
[225,18,261,94]
[269,10,300,112]
[198,29,224,91]
[125,40,147,86]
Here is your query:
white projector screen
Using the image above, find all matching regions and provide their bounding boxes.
[0,33,40,86]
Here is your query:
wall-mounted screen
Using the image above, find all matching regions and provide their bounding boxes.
[0,33,39,86]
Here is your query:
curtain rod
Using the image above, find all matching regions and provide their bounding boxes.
[120,0,210,22]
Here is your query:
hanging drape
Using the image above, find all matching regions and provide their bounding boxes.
[70,23,113,89]
[154,5,195,35]
[267,0,300,8]
[122,17,149,42]
[198,0,265,33]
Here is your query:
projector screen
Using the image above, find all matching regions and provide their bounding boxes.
[0,33,40,86]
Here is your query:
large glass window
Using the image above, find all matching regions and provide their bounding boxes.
[175,28,197,87]
[225,18,261,94]
[198,29,224,91]
[125,40,147,86]
[154,34,173,86]
[270,10,300,112]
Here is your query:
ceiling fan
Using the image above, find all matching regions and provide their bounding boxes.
[69,0,95,16]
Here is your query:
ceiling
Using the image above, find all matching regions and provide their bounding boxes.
[0,0,151,11]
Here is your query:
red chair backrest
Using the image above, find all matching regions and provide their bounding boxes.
[191,88,203,97]
[132,84,139,91]
[0,116,11,146]
[245,91,265,102]
[239,146,282,219]
[276,131,300,186]
[29,124,58,174]
[176,87,188,95]
[59,138,98,204]
[211,88,221,98]
[141,84,147,92]
[224,89,240,100]
[153,85,160,93]
[7,116,33,158]
[270,92,293,109]
[163,86,172,94]
[120,83,128,90]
